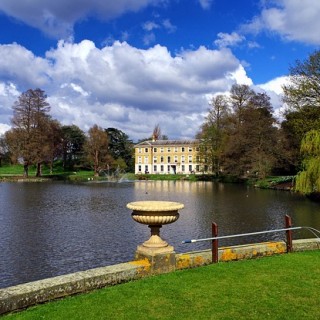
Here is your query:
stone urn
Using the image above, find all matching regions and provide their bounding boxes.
[127,200,184,254]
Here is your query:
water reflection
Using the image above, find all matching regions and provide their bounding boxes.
[0,180,319,288]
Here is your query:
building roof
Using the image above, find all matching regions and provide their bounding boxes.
[134,139,199,147]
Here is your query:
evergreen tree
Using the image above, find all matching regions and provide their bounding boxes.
[6,88,52,177]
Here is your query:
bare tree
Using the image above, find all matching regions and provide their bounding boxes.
[198,95,230,174]
[152,124,161,141]
[84,125,111,176]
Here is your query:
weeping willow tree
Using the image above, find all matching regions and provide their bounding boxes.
[295,130,320,194]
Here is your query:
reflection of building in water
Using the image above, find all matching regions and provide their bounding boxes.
[133,180,214,196]
[134,139,209,174]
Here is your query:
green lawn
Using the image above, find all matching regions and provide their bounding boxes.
[0,164,98,181]
[3,251,320,320]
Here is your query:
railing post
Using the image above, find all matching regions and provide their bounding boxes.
[212,222,218,263]
[285,215,293,253]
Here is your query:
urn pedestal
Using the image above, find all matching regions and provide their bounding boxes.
[127,201,184,273]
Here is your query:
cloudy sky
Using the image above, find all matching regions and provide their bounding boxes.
[0,0,319,140]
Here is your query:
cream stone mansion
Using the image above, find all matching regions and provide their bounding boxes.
[134,139,206,174]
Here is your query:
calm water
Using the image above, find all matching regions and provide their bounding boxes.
[1,180,320,288]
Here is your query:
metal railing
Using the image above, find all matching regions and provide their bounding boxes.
[182,215,320,263]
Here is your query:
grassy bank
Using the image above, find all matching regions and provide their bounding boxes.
[3,251,320,320]
[0,165,209,182]
[0,164,135,182]
[0,165,295,186]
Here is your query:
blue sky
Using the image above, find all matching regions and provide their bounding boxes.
[0,0,319,140]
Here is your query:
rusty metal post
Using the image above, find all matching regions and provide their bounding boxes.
[212,222,218,263]
[285,215,293,253]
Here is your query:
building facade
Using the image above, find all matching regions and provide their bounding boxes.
[134,139,202,174]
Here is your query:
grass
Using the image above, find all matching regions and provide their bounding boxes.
[0,164,104,182]
[3,251,320,320]
[254,176,295,189]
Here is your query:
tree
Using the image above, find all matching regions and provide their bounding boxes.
[283,50,320,110]
[152,124,161,141]
[84,125,111,176]
[105,128,134,172]
[295,130,320,194]
[229,84,255,128]
[61,125,86,170]
[7,88,52,177]
[197,95,230,174]
[46,120,63,173]
[223,92,279,179]
[281,51,320,173]
[281,106,320,172]
[0,135,9,166]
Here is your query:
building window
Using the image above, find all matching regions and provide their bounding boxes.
[153,165,157,172]
[182,165,185,172]
[189,165,192,172]
[145,165,149,173]
[174,156,178,163]
[138,165,141,172]
[138,148,142,153]
[167,147,171,152]
[167,165,171,172]
[196,165,200,172]
[188,147,192,152]
[154,148,157,152]
[160,147,164,153]
[167,156,171,163]
[188,155,192,163]
[144,156,148,164]
[153,156,157,163]
[181,155,185,163]
[138,156,142,164]
[174,147,178,152]
[145,148,148,152]
[181,147,185,152]
[160,165,164,172]
[196,156,200,162]
[196,147,200,151]
[160,156,164,163]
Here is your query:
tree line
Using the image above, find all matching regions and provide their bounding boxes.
[197,50,320,192]
[0,89,134,177]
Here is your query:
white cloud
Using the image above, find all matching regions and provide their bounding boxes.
[0,123,11,135]
[258,76,289,95]
[162,19,177,33]
[0,44,50,88]
[257,76,290,119]
[227,65,253,86]
[142,19,177,45]
[143,33,156,46]
[0,40,249,140]
[0,82,19,129]
[214,32,245,48]
[0,40,289,139]
[198,0,212,10]
[242,0,320,45]
[0,0,162,39]
[143,21,160,31]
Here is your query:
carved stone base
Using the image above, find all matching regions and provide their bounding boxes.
[135,250,176,274]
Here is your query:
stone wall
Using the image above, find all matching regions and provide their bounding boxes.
[1,238,319,315]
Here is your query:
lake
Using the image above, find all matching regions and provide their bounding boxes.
[1,180,319,288]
